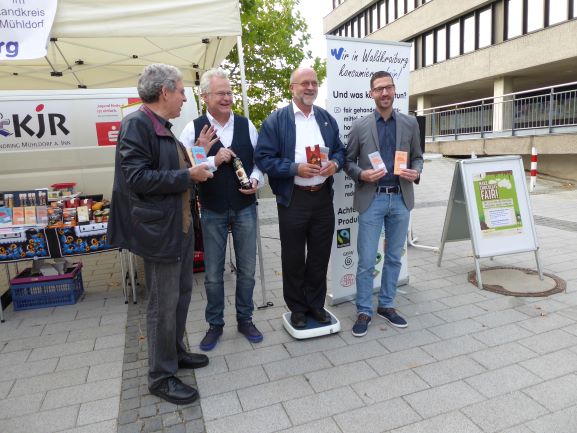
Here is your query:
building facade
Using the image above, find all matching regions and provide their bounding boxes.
[324,0,577,180]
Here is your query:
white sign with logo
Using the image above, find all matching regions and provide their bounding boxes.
[326,36,411,305]
[0,0,58,60]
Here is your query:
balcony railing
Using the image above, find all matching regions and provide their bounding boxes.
[417,82,577,141]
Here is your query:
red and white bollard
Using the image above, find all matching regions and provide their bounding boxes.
[530,146,538,192]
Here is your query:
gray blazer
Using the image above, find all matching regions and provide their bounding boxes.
[345,110,423,213]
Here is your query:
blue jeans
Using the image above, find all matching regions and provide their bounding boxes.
[356,192,410,316]
[201,204,257,326]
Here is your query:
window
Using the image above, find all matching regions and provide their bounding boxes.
[506,0,523,39]
[549,0,568,25]
[449,21,461,58]
[359,15,365,38]
[478,8,492,48]
[463,15,475,53]
[436,27,447,62]
[410,39,416,71]
[388,0,395,23]
[424,32,434,66]
[350,18,356,37]
[379,1,387,26]
[573,0,577,18]
[527,0,544,32]
[396,0,405,18]
[407,0,415,13]
[371,5,378,32]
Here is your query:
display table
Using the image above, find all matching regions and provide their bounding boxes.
[0,223,137,322]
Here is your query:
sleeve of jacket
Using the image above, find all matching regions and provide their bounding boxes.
[408,115,424,183]
[344,118,363,183]
[119,116,192,195]
[327,114,346,170]
[254,112,299,178]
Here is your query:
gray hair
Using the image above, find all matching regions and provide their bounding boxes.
[199,68,229,95]
[137,64,183,103]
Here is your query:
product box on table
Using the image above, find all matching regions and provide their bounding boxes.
[9,262,84,311]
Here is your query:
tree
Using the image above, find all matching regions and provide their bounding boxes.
[224,0,326,128]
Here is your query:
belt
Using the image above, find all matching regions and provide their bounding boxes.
[294,182,326,192]
[376,185,400,194]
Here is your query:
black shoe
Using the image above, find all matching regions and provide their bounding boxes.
[178,352,209,369]
[200,325,223,351]
[309,308,331,324]
[290,312,307,329]
[148,376,198,405]
[238,320,264,343]
[377,307,408,328]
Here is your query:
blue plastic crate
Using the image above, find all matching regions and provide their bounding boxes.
[10,263,84,311]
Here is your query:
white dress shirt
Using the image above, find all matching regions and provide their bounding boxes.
[179,111,264,187]
[292,102,326,186]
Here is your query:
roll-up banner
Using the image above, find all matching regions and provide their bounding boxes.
[326,36,411,305]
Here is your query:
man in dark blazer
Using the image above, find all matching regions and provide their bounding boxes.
[255,67,346,329]
[345,71,423,337]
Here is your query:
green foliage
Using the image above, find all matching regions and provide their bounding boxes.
[224,0,326,128]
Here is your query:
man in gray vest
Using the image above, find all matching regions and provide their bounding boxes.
[345,71,423,337]
[180,68,264,351]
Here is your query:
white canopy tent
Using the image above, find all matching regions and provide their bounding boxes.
[0,0,242,90]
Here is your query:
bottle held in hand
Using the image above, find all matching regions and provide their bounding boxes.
[232,157,252,190]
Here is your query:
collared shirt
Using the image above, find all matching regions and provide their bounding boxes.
[375,109,398,187]
[179,111,264,187]
[292,101,326,186]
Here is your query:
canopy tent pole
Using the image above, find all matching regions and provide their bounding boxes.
[236,35,271,309]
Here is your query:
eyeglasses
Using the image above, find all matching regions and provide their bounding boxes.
[291,81,319,88]
[207,91,233,97]
[372,85,395,94]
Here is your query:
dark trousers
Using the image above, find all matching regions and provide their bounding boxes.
[144,225,194,388]
[277,184,335,313]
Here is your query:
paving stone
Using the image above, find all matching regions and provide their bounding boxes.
[1,332,68,354]
[0,350,30,368]
[470,323,534,347]
[525,405,577,433]
[0,392,44,420]
[57,419,117,433]
[323,340,389,365]
[465,364,542,397]
[10,366,88,396]
[333,397,421,433]
[412,355,486,386]
[196,365,268,397]
[95,333,125,350]
[390,410,483,433]
[67,323,126,343]
[432,304,488,322]
[42,317,101,335]
[0,406,78,433]
[283,386,364,425]
[42,377,121,409]
[305,360,377,392]
[473,309,531,328]
[518,329,577,354]
[142,416,163,432]
[421,335,487,360]
[224,345,290,371]
[200,391,242,421]
[87,361,123,382]
[28,339,95,362]
[56,347,124,371]
[524,373,577,411]
[470,342,537,370]
[379,328,440,352]
[352,369,429,404]
[283,334,347,357]
[162,411,184,427]
[77,396,120,425]
[520,349,577,379]
[404,380,484,418]
[366,347,436,375]
[239,375,314,412]
[264,352,332,381]
[205,404,290,433]
[462,391,548,432]
[517,312,574,334]
[275,417,342,433]
[0,380,13,399]
[429,318,488,339]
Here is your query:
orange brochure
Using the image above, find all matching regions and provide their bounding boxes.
[394,151,408,175]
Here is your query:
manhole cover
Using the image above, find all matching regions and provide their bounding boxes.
[468,266,565,297]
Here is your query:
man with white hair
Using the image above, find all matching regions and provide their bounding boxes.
[180,68,264,351]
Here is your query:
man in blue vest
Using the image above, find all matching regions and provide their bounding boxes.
[180,68,264,351]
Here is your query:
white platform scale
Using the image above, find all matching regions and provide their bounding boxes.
[282,309,341,339]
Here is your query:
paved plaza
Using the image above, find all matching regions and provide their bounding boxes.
[1,156,577,433]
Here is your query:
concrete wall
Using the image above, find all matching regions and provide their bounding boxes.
[426,132,577,181]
